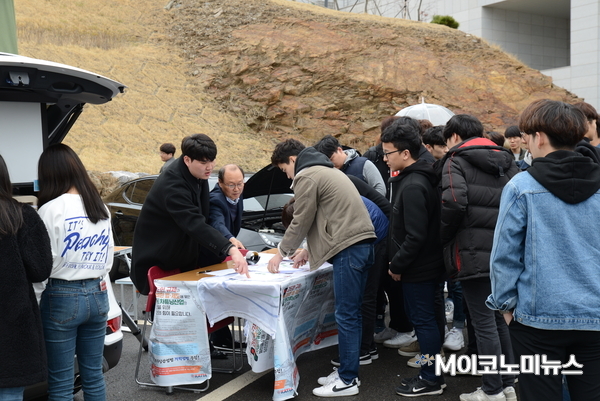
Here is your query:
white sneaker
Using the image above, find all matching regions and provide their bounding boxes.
[445,298,454,323]
[317,369,361,386]
[374,327,397,343]
[503,386,517,401]
[383,330,416,348]
[313,375,359,397]
[443,327,464,351]
[460,388,506,401]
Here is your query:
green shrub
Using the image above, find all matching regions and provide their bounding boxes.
[431,15,459,29]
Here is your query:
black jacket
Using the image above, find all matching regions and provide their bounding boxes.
[347,175,391,217]
[439,137,518,280]
[131,157,233,295]
[364,143,391,197]
[0,204,52,387]
[388,159,444,282]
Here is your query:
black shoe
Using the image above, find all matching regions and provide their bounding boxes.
[331,351,372,367]
[210,350,228,360]
[400,375,446,389]
[213,341,247,350]
[396,376,443,397]
[370,348,379,360]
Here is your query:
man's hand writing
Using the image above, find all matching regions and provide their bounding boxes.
[291,248,308,269]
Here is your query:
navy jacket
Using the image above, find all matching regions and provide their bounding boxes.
[209,185,243,239]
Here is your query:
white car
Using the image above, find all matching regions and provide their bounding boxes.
[0,52,126,400]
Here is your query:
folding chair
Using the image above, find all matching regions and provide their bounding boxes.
[134,266,242,394]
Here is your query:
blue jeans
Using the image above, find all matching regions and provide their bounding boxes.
[41,278,108,401]
[403,281,442,382]
[332,242,374,384]
[0,387,24,401]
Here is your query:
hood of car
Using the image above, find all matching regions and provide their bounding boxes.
[242,164,292,199]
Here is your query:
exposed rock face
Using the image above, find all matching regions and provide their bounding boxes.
[167,0,579,150]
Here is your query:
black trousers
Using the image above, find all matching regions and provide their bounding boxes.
[510,321,600,401]
[360,240,387,353]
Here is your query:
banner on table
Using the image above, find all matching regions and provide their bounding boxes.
[149,280,211,386]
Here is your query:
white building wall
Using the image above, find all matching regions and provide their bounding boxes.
[545,0,600,109]
[290,0,600,109]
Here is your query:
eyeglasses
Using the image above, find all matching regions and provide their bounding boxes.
[382,149,404,158]
[224,183,244,190]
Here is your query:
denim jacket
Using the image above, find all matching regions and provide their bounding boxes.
[486,166,600,331]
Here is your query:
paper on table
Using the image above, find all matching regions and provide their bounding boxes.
[204,268,238,277]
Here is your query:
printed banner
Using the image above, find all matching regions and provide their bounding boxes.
[245,267,337,401]
[149,280,211,386]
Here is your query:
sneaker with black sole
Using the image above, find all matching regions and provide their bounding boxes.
[395,375,443,397]
[313,376,359,397]
[369,349,379,360]
[331,351,371,367]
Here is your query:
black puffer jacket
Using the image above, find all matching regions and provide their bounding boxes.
[0,204,52,388]
[439,137,519,281]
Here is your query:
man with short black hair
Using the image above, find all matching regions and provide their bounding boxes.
[381,118,446,397]
[314,135,386,196]
[422,126,449,161]
[440,115,519,401]
[574,101,600,147]
[132,134,248,296]
[504,126,526,161]
[159,142,176,173]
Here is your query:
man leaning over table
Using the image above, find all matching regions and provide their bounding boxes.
[131,134,248,296]
[267,138,376,398]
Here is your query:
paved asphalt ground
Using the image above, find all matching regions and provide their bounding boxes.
[97,284,517,401]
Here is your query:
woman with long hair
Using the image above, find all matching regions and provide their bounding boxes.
[37,144,114,401]
[0,154,52,400]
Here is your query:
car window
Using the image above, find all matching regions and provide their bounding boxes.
[244,194,293,212]
[123,182,135,203]
[129,179,154,205]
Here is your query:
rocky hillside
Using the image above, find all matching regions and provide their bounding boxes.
[16,0,579,176]
[167,0,579,150]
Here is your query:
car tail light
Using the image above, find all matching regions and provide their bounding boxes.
[106,316,122,334]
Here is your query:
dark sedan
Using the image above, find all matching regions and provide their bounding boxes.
[103,164,293,279]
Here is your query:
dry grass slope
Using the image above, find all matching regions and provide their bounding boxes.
[16,0,270,174]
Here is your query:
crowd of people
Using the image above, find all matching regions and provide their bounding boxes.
[264,99,600,401]
[3,98,600,401]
